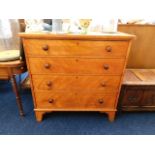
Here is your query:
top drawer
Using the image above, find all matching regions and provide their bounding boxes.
[23,39,129,58]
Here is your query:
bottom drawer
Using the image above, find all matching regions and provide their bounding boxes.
[35,92,117,110]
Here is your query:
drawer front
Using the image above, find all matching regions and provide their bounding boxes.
[35,92,117,109]
[32,75,121,93]
[24,39,129,58]
[28,58,125,75]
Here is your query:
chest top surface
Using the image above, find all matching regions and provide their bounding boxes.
[123,69,155,85]
[19,32,135,41]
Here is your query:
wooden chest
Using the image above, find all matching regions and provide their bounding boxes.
[118,69,155,111]
[19,32,134,122]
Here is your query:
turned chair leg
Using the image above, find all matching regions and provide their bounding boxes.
[10,74,24,116]
[18,74,22,90]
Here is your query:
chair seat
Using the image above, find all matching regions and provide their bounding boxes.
[0,50,20,62]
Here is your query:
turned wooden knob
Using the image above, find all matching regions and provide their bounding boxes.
[75,59,79,62]
[105,46,112,52]
[103,64,109,70]
[100,82,106,87]
[46,81,52,87]
[42,45,49,51]
[98,99,104,104]
[44,63,51,69]
[48,98,54,103]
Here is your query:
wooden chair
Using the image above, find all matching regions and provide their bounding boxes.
[0,20,27,116]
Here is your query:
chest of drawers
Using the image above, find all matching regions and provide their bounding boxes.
[20,32,134,122]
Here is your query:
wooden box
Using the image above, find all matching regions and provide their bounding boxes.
[118,69,155,111]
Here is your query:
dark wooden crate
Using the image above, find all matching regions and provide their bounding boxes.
[118,69,155,111]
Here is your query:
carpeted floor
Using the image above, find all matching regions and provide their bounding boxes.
[1,80,155,135]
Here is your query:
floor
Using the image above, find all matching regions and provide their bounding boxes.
[1,80,155,135]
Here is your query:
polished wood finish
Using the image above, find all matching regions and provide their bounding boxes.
[19,32,134,40]
[0,60,26,116]
[10,74,24,116]
[35,92,117,109]
[0,68,9,79]
[118,69,155,111]
[105,111,116,122]
[24,39,129,58]
[19,32,134,122]
[32,75,121,93]
[118,24,155,68]
[28,57,125,75]
[35,111,46,122]
[0,60,24,67]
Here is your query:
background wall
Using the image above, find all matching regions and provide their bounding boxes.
[118,24,155,69]
[1,20,155,69]
[0,19,19,51]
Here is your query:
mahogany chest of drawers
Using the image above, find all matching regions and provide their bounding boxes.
[20,32,134,122]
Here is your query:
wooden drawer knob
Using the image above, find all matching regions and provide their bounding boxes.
[105,46,112,52]
[75,59,79,62]
[100,82,106,87]
[46,81,52,87]
[44,63,51,69]
[48,98,54,103]
[103,64,109,70]
[98,99,104,104]
[42,45,49,51]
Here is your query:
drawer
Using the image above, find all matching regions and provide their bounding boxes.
[24,39,129,58]
[32,75,121,93]
[35,92,117,110]
[28,58,125,75]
